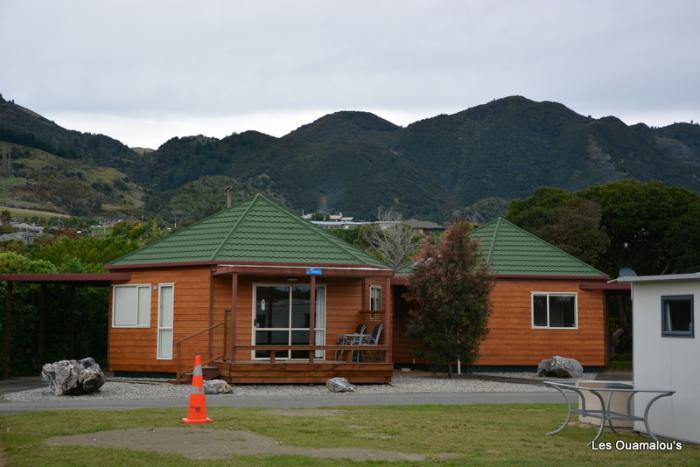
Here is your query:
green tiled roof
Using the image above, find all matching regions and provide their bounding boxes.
[110,194,389,269]
[470,218,606,277]
[399,217,607,278]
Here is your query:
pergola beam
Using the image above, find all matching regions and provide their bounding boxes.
[213,266,392,278]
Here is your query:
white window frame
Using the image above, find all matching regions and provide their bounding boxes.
[112,284,151,328]
[531,292,578,330]
[156,283,175,360]
[251,282,327,360]
[370,285,383,311]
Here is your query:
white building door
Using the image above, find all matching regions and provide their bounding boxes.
[157,284,174,360]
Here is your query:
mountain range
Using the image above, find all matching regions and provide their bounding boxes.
[1,93,699,222]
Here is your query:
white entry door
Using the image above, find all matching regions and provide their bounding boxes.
[157,284,174,360]
[253,284,326,359]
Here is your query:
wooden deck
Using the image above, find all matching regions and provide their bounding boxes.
[216,360,394,384]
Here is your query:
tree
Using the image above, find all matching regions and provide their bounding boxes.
[32,236,138,272]
[508,188,610,266]
[508,181,700,275]
[666,200,700,273]
[363,208,420,270]
[583,180,698,275]
[0,209,11,225]
[404,221,493,376]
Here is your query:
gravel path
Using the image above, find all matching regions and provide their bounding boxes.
[470,371,599,381]
[3,374,551,402]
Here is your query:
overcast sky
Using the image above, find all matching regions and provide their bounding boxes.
[1,0,699,148]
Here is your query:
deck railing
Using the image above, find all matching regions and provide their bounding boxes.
[174,310,230,383]
[229,344,388,363]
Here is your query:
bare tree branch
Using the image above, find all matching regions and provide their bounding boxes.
[363,208,420,270]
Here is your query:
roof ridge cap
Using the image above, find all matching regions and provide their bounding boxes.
[210,194,260,260]
[485,217,501,262]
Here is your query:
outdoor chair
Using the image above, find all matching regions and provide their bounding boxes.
[335,323,367,360]
[358,323,384,362]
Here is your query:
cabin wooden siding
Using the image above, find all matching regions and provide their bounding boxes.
[109,270,387,373]
[108,267,212,373]
[392,279,607,367]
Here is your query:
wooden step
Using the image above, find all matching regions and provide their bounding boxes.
[216,360,393,384]
[181,365,221,383]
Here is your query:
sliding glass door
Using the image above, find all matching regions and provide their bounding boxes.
[253,284,326,359]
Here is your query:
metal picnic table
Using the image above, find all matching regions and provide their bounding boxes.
[544,380,675,444]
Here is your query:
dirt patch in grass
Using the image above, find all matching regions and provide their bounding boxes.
[46,427,427,462]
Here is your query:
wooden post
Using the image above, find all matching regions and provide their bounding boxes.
[361,278,367,310]
[3,281,13,377]
[230,273,238,363]
[384,276,393,363]
[222,309,229,360]
[175,342,182,384]
[308,275,316,363]
[69,285,76,358]
[36,284,46,370]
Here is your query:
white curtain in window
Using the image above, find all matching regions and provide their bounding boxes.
[315,286,326,359]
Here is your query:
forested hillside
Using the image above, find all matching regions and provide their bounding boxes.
[1,94,699,221]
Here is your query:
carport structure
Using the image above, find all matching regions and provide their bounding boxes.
[0,273,130,377]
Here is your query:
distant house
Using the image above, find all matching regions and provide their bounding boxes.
[9,222,44,234]
[0,230,41,244]
[403,218,444,235]
[617,273,699,443]
[310,216,443,235]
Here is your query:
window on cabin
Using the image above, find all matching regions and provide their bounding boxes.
[113,285,151,327]
[661,295,694,337]
[532,293,576,328]
[370,286,383,311]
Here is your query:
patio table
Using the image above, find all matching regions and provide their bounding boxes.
[543,380,675,444]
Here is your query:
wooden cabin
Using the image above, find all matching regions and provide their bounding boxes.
[106,194,395,383]
[393,218,613,368]
[100,195,613,384]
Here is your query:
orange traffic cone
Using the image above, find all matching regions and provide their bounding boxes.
[182,355,213,424]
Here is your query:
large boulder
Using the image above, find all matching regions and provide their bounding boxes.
[326,377,356,393]
[203,379,233,394]
[537,355,584,378]
[41,357,105,395]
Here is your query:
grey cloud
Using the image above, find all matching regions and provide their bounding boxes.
[1,0,699,123]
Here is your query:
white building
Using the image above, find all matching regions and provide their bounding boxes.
[618,273,699,443]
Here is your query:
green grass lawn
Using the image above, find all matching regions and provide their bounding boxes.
[1,404,697,466]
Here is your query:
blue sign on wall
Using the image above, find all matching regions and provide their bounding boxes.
[305,267,323,276]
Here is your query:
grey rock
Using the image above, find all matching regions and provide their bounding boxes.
[326,377,356,393]
[537,355,584,378]
[41,358,105,395]
[203,379,233,394]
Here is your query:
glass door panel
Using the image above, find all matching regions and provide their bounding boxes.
[254,330,289,359]
[291,285,310,328]
[255,286,290,328]
[253,284,326,360]
[290,330,310,359]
